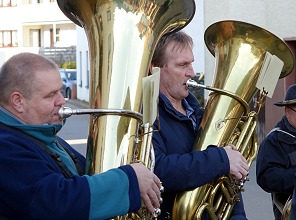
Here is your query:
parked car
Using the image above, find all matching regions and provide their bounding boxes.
[59,68,77,99]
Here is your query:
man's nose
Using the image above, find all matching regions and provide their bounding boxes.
[186,65,196,78]
[57,92,67,105]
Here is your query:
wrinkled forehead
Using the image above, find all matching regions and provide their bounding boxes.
[33,68,60,87]
[165,40,190,54]
[164,41,193,63]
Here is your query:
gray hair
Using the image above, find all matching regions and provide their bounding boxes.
[0,52,58,105]
[151,31,193,67]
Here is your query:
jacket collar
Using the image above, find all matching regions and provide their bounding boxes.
[158,92,202,119]
[0,107,62,144]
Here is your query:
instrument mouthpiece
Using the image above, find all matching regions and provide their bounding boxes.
[58,106,74,120]
[186,79,199,88]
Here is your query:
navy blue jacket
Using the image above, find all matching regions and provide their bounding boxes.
[256,116,296,220]
[0,108,141,220]
[152,93,247,219]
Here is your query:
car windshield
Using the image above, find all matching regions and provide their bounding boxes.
[66,70,77,80]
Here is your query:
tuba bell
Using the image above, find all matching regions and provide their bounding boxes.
[172,20,295,220]
[57,0,195,219]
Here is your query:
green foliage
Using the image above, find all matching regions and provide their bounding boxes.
[61,61,76,69]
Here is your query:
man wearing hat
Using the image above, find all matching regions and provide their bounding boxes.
[256,84,296,220]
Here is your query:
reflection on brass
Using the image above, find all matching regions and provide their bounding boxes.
[172,20,294,220]
[282,197,292,220]
[57,0,196,219]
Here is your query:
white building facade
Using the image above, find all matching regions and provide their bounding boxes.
[0,0,76,65]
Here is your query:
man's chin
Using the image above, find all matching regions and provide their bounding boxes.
[49,121,63,125]
[50,118,64,125]
[183,90,190,97]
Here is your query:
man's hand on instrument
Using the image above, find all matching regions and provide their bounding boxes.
[130,163,163,214]
[224,145,249,180]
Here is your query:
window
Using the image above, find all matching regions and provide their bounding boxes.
[29,0,42,3]
[85,51,89,89]
[50,28,60,47]
[29,29,41,47]
[0,30,17,47]
[0,0,17,6]
[79,51,82,87]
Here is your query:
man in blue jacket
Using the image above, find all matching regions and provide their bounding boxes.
[150,31,249,219]
[0,52,162,220]
[256,84,296,220]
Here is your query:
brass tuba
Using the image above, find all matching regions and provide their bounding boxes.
[57,0,195,219]
[172,20,295,220]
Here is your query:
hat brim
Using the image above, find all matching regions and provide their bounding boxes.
[274,100,296,107]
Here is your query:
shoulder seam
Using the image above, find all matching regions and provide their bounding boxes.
[268,127,295,138]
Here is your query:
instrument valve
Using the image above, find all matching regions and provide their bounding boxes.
[152,208,161,218]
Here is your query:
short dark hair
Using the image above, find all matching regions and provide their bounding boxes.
[151,31,193,67]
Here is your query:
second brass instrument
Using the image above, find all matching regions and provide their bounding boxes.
[57,0,196,219]
[172,20,294,220]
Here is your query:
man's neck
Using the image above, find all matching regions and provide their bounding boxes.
[163,94,186,115]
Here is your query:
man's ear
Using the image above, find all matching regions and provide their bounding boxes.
[9,92,25,113]
[149,64,155,76]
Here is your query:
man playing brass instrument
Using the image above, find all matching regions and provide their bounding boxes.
[256,84,296,220]
[0,52,162,220]
[150,31,249,219]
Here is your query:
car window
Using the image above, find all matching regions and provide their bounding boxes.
[66,70,77,80]
[59,70,66,79]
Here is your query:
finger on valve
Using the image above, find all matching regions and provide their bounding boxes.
[142,194,154,213]
[228,143,238,151]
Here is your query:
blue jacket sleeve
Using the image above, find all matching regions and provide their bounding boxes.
[118,165,141,211]
[153,127,248,219]
[153,126,230,191]
[86,165,141,220]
